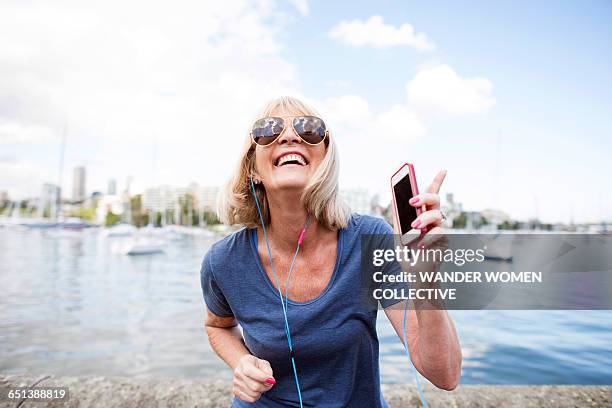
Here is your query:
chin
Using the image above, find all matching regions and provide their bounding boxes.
[271,174,310,191]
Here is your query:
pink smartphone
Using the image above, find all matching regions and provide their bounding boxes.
[391,163,426,245]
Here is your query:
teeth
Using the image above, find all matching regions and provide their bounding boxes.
[277,153,306,166]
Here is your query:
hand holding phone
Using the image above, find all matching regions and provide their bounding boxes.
[391,164,448,247]
[391,163,425,246]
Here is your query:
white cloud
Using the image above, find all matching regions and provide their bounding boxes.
[328,15,434,51]
[314,65,494,191]
[406,65,496,116]
[375,105,425,142]
[314,94,426,191]
[317,94,425,143]
[318,94,372,126]
[0,0,300,198]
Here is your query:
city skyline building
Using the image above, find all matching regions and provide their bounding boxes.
[72,166,86,203]
[142,185,188,212]
[107,178,117,196]
[189,183,220,212]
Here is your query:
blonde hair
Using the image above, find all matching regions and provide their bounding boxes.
[217,96,351,230]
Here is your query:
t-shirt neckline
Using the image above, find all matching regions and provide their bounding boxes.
[249,225,344,306]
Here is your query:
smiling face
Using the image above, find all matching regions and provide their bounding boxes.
[253,107,327,195]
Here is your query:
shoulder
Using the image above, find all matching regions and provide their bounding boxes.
[202,227,252,270]
[338,213,394,266]
[345,212,393,235]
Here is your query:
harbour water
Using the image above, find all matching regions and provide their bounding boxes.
[1,226,611,385]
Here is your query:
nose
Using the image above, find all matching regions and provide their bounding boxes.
[277,120,301,145]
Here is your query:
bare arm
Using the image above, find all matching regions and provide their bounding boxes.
[204,308,275,402]
[204,308,249,369]
[386,169,462,390]
[384,304,461,390]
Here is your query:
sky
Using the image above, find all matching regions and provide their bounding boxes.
[0,0,610,223]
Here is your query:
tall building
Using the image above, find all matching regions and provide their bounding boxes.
[107,178,117,195]
[72,166,86,202]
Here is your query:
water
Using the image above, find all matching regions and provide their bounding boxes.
[1,227,611,384]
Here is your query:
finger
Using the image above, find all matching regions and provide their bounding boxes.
[256,358,274,377]
[255,358,275,387]
[236,387,259,403]
[244,376,270,393]
[411,209,444,230]
[243,360,274,384]
[427,170,447,194]
[408,193,440,209]
[235,381,260,401]
[416,226,447,249]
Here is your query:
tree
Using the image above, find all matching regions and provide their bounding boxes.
[68,206,96,221]
[203,211,220,225]
[453,212,467,229]
[105,211,121,226]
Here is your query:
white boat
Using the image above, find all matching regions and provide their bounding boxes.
[110,225,165,256]
[104,223,136,237]
[110,237,164,255]
[125,241,164,255]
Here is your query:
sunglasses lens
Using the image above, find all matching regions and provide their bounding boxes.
[252,117,284,145]
[293,116,327,144]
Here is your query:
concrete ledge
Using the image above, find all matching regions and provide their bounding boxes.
[1,375,611,407]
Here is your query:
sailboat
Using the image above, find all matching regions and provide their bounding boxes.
[111,136,165,255]
[117,210,164,255]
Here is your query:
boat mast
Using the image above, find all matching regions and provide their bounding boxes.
[56,124,67,221]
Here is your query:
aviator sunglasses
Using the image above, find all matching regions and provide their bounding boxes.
[250,115,329,146]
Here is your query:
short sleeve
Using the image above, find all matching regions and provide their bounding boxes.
[199,250,234,317]
[371,218,409,309]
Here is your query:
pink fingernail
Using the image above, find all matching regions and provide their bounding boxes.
[265,378,276,385]
[409,197,419,205]
[412,220,421,229]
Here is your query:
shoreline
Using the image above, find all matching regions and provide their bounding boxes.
[1,375,611,407]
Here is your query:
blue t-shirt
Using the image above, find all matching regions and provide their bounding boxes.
[199,213,402,407]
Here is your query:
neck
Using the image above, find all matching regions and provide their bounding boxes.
[264,189,325,252]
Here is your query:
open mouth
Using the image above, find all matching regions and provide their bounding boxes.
[274,153,309,167]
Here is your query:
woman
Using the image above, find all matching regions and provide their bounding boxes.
[200,96,461,407]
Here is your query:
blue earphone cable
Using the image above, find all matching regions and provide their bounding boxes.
[402,298,427,407]
[250,176,306,408]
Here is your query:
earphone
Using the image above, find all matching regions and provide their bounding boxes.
[249,175,426,408]
[403,297,427,407]
[250,175,308,408]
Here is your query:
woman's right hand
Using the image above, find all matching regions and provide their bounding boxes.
[233,354,276,403]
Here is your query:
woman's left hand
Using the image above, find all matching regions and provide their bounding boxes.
[409,169,447,246]
[391,169,448,243]
[390,169,449,276]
